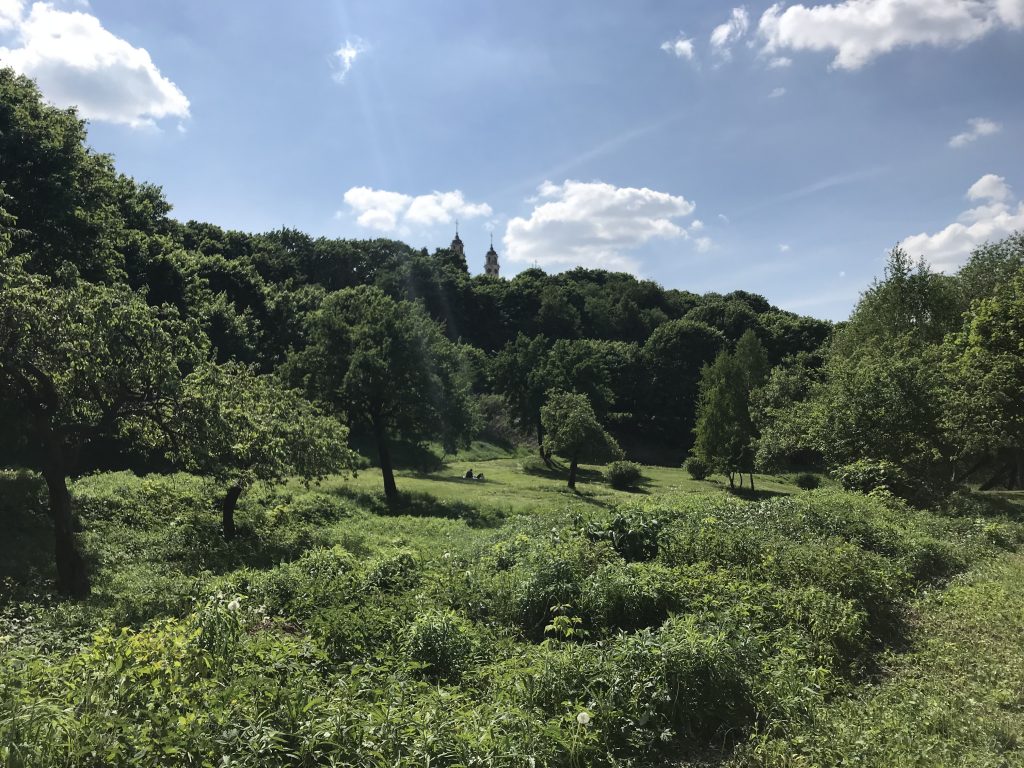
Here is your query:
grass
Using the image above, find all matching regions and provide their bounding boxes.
[740,551,1024,767]
[1,450,1022,766]
[317,447,805,521]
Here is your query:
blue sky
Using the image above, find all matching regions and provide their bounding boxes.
[1,0,1022,319]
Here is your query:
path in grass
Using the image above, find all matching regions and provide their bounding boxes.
[742,549,1024,767]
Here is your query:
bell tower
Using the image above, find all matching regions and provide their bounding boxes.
[450,221,464,258]
[484,233,500,277]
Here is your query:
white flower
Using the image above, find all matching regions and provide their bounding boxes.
[442,552,451,559]
[226,598,240,612]
[576,710,591,726]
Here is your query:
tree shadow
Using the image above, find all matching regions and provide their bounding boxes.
[332,486,505,528]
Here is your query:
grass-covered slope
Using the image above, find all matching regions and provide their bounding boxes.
[1,457,1022,767]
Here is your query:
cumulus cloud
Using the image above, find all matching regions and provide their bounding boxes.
[758,0,1024,70]
[767,55,793,67]
[948,117,1002,148]
[341,187,491,232]
[660,34,696,61]
[768,86,787,97]
[0,1,189,128]
[503,180,699,271]
[902,174,1024,272]
[0,0,22,31]
[710,6,750,58]
[333,38,368,83]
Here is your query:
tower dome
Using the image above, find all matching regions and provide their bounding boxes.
[484,234,500,277]
[450,222,464,257]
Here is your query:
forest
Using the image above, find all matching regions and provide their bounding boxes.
[3,66,1024,767]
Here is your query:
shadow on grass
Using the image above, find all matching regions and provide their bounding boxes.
[726,487,790,501]
[333,486,505,528]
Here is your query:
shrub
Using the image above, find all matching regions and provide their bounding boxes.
[404,609,479,679]
[586,509,662,562]
[0,469,45,517]
[834,460,908,496]
[684,456,710,481]
[795,472,821,490]
[606,460,644,490]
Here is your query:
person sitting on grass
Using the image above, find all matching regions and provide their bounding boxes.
[476,472,485,481]
[463,468,474,479]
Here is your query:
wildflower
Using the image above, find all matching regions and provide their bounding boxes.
[576,710,591,726]
[227,598,241,612]
[443,552,451,559]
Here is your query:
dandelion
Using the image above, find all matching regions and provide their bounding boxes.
[226,598,240,612]
[576,710,591,726]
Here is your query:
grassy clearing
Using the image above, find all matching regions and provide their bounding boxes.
[1,455,1021,766]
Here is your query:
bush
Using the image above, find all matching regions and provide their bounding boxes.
[586,509,663,562]
[834,460,908,496]
[684,456,710,481]
[795,472,821,490]
[0,469,45,517]
[404,609,479,679]
[606,460,644,490]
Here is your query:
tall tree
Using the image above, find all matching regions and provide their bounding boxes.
[541,390,621,489]
[289,286,476,500]
[492,333,552,460]
[945,266,1024,488]
[0,248,204,597]
[175,363,357,538]
[691,332,769,488]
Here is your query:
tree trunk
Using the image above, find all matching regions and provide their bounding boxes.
[222,484,243,539]
[537,417,552,467]
[727,471,735,489]
[43,452,89,599]
[749,472,755,491]
[568,457,578,489]
[374,421,399,502]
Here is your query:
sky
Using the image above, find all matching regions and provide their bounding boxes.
[1,0,1022,320]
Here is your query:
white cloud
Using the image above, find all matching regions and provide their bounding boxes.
[341,186,491,232]
[661,34,696,61]
[695,236,713,253]
[779,243,791,251]
[758,0,1024,70]
[710,7,750,59]
[690,219,705,231]
[767,55,793,67]
[948,117,1002,148]
[902,174,1024,272]
[967,173,1010,202]
[333,37,368,83]
[0,2,189,128]
[768,86,787,97]
[718,213,730,223]
[503,179,699,271]
[0,0,22,30]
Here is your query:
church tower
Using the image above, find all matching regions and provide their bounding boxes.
[484,234,500,277]
[450,222,465,258]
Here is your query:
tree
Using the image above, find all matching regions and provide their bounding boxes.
[0,248,204,597]
[640,319,727,446]
[945,266,1024,488]
[541,390,621,489]
[691,331,769,489]
[175,363,357,538]
[289,286,475,501]
[492,333,552,460]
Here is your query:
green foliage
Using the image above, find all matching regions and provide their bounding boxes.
[404,609,479,680]
[541,390,621,488]
[684,455,710,480]
[835,459,909,496]
[795,472,821,490]
[605,460,644,490]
